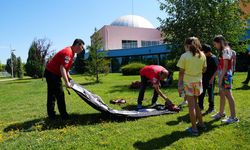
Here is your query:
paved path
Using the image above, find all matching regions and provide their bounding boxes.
[0,78,18,82]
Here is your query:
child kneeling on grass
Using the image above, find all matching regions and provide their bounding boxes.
[177,37,207,136]
[211,35,239,124]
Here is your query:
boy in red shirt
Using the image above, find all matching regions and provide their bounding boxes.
[137,65,180,112]
[44,39,85,120]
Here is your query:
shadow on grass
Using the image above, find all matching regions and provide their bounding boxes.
[108,85,138,93]
[133,119,227,149]
[166,113,190,125]
[121,104,138,110]
[3,113,136,133]
[235,85,250,90]
[79,81,102,86]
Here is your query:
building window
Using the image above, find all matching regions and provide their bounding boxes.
[122,40,138,49]
[141,41,160,47]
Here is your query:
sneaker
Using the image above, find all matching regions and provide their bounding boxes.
[150,103,159,108]
[196,123,207,131]
[211,112,226,119]
[137,104,142,110]
[167,104,180,112]
[186,127,199,136]
[221,116,239,124]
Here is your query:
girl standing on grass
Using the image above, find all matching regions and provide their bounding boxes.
[177,37,207,136]
[211,35,239,123]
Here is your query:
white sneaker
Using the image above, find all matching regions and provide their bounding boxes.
[221,116,239,124]
[211,112,226,119]
[150,103,159,108]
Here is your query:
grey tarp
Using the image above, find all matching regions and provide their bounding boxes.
[71,81,176,118]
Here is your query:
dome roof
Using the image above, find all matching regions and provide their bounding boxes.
[111,15,154,29]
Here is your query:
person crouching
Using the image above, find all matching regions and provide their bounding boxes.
[137,65,180,112]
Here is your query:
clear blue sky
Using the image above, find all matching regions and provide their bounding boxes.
[0,0,165,64]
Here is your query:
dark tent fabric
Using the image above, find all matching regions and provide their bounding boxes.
[71,81,176,118]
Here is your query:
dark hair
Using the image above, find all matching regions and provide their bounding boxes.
[202,44,212,53]
[213,35,227,57]
[72,39,85,46]
[213,35,227,51]
[184,37,202,58]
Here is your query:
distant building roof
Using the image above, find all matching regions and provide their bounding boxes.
[103,44,171,58]
[111,15,155,29]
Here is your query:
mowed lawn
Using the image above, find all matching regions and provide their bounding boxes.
[0,73,250,150]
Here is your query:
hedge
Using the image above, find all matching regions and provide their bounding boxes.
[121,63,146,75]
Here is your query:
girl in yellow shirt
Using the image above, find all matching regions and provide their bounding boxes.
[177,37,207,136]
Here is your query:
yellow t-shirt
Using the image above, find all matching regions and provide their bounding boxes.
[177,51,207,83]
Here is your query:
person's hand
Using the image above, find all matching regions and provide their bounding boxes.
[65,81,72,88]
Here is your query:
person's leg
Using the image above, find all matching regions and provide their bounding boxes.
[187,95,197,131]
[45,71,56,119]
[219,89,226,115]
[151,89,159,104]
[137,76,148,105]
[225,90,236,117]
[54,78,68,119]
[198,84,207,110]
[194,96,203,124]
[246,67,250,83]
[207,84,215,111]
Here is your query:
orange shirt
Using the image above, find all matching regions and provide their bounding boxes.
[46,47,74,77]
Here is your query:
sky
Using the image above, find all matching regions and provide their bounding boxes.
[0,0,166,64]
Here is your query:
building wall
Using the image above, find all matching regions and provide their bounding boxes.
[240,1,250,14]
[98,25,162,50]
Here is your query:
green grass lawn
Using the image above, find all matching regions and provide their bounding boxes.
[0,73,250,150]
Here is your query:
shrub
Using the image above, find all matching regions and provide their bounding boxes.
[121,63,146,76]
[165,59,178,71]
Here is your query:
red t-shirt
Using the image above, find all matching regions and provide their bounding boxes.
[140,65,166,84]
[46,47,74,77]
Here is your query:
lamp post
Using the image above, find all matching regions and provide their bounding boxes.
[10,48,15,78]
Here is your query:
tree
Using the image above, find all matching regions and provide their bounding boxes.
[0,62,3,72]
[158,0,250,60]
[16,57,23,79]
[73,51,86,74]
[25,38,52,78]
[86,28,110,82]
[5,52,17,77]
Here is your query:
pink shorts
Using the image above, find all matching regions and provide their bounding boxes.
[184,82,203,96]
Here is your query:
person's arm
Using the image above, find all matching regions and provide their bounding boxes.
[60,65,71,88]
[209,57,218,85]
[67,72,72,81]
[152,84,172,105]
[219,59,229,88]
[209,71,218,85]
[178,68,185,96]
[233,58,236,73]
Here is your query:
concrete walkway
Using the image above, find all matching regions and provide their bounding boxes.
[0,78,18,82]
